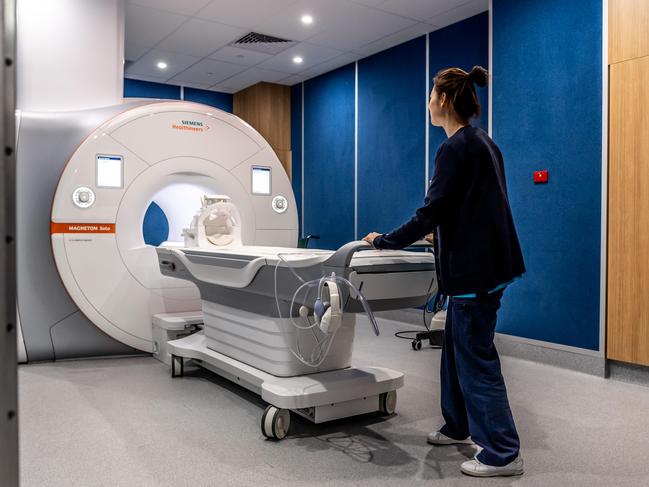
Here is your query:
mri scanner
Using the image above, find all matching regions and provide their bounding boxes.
[17,100,297,360]
[17,100,438,439]
[48,101,303,352]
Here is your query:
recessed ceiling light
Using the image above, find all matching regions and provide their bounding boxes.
[293,56,303,64]
[156,61,168,70]
[301,14,313,25]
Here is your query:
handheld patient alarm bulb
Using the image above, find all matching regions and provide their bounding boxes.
[314,280,342,334]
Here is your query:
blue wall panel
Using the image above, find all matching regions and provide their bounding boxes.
[290,84,303,237]
[358,36,427,239]
[303,65,356,250]
[493,0,602,350]
[429,13,489,175]
[124,78,180,100]
[184,87,233,112]
[124,79,233,112]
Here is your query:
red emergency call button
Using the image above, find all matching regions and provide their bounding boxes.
[534,170,549,184]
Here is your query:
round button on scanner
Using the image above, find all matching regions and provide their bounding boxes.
[72,186,96,208]
[272,195,288,214]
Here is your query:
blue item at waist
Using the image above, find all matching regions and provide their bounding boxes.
[452,274,523,298]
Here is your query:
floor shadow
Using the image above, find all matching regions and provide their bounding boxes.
[179,360,419,469]
[421,443,481,480]
[177,361,267,409]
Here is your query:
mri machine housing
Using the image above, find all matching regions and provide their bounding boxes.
[18,101,299,360]
[17,104,145,361]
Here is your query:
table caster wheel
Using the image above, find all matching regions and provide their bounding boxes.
[379,390,397,415]
[412,339,422,351]
[171,355,184,377]
[261,405,291,440]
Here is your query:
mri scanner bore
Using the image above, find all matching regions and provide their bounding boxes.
[20,100,438,439]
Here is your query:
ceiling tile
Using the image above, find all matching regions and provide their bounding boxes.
[354,22,434,57]
[377,0,463,21]
[306,2,417,51]
[212,79,257,92]
[157,19,246,57]
[127,0,212,16]
[178,81,214,90]
[229,67,289,83]
[208,45,274,66]
[210,79,252,92]
[207,84,239,94]
[126,49,201,79]
[278,74,309,85]
[170,58,248,85]
[254,0,351,42]
[125,4,188,48]
[197,0,300,29]
[349,0,387,6]
[429,0,488,29]
[298,52,358,79]
[125,43,150,62]
[215,67,289,91]
[257,42,344,74]
[124,74,172,84]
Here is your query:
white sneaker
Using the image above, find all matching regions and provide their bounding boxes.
[427,431,474,445]
[460,455,524,477]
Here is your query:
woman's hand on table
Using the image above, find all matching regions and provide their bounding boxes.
[362,232,382,247]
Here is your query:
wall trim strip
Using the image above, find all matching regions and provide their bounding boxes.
[488,0,493,137]
[425,33,430,193]
[377,308,604,375]
[497,332,603,357]
[495,334,606,376]
[380,307,601,357]
[301,82,305,238]
[354,61,359,240]
[599,0,609,357]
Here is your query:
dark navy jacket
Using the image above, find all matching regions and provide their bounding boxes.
[374,126,525,296]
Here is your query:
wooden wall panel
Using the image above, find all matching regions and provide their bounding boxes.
[610,0,649,64]
[275,149,291,180]
[607,56,649,365]
[233,82,291,178]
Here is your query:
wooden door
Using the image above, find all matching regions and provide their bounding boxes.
[609,0,649,64]
[607,56,649,365]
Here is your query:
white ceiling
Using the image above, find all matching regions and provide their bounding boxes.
[125,0,488,94]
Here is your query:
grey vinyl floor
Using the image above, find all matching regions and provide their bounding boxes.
[18,316,649,487]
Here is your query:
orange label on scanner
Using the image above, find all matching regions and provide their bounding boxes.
[50,222,116,234]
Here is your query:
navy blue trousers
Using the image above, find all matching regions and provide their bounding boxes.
[439,290,520,466]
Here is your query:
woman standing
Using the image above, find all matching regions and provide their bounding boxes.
[363,66,525,478]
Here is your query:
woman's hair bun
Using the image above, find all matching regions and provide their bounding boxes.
[468,66,488,87]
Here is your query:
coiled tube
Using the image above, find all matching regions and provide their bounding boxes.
[273,252,381,368]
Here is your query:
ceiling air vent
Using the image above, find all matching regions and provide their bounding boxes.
[230,32,296,55]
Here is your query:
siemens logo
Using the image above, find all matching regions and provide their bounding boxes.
[171,120,210,132]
